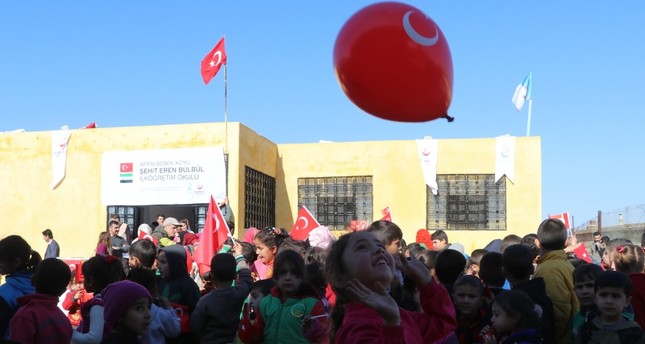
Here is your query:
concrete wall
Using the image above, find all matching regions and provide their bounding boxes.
[0,122,541,257]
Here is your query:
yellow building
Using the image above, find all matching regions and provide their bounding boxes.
[0,122,541,257]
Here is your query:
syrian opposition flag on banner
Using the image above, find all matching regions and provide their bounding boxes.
[201,37,227,85]
[511,72,532,111]
[194,195,231,274]
[290,206,320,241]
[381,207,393,222]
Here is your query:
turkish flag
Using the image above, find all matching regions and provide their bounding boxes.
[548,212,571,230]
[381,207,392,222]
[201,37,227,85]
[290,206,320,241]
[574,244,592,263]
[120,163,133,173]
[194,195,230,274]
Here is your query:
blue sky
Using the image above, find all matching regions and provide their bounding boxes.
[1,2,643,227]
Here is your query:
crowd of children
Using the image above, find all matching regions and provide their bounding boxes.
[2,216,645,343]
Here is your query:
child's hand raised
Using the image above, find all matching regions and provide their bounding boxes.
[399,252,432,286]
[345,278,401,327]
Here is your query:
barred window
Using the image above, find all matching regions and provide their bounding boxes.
[298,176,373,230]
[106,206,138,230]
[244,167,276,229]
[427,174,506,231]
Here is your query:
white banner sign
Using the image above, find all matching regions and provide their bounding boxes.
[417,137,438,195]
[495,135,516,183]
[101,146,226,205]
[51,129,73,190]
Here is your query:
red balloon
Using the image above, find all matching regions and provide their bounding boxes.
[333,2,453,122]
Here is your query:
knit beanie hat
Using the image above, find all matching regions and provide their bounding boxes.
[416,229,434,250]
[102,280,152,328]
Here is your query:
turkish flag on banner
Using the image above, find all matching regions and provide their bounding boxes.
[194,195,230,274]
[548,212,571,230]
[381,207,392,222]
[290,206,320,241]
[574,244,592,263]
[201,37,227,85]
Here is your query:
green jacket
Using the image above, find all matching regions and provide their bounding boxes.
[254,287,328,344]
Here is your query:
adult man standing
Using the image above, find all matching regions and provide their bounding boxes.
[42,229,60,258]
[108,220,129,263]
[152,217,180,247]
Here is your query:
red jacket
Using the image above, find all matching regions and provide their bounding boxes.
[335,279,456,344]
[9,293,73,344]
[630,273,645,330]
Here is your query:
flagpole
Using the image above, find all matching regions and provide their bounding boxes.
[224,63,228,154]
[526,98,533,137]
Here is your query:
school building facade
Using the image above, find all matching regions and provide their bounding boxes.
[0,122,541,257]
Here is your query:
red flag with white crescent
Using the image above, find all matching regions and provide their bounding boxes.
[201,37,227,85]
[290,206,320,241]
[548,212,571,230]
[194,195,230,274]
[574,244,592,263]
[381,206,392,222]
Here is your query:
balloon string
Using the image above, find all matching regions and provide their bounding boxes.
[443,114,455,122]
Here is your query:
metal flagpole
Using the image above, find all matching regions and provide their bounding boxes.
[526,98,533,137]
[224,63,228,154]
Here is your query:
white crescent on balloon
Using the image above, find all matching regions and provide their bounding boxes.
[402,11,439,46]
[296,216,309,230]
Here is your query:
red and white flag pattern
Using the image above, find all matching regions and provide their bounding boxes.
[290,206,320,241]
[194,195,230,273]
[201,37,227,85]
[548,212,571,230]
[381,207,392,222]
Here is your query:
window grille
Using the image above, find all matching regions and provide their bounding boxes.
[244,167,276,229]
[298,176,373,230]
[106,206,138,230]
[427,174,506,231]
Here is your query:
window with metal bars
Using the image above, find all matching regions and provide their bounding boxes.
[106,206,138,230]
[427,174,506,231]
[244,167,276,229]
[297,176,373,230]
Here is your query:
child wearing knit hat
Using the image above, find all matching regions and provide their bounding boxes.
[100,280,152,344]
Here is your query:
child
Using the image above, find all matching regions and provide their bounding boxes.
[416,249,438,279]
[366,220,403,255]
[191,244,253,343]
[128,239,157,270]
[233,279,277,344]
[0,235,42,339]
[503,244,556,344]
[157,245,201,343]
[252,227,290,280]
[479,252,506,296]
[533,218,578,344]
[72,255,125,344]
[127,267,180,344]
[453,275,490,344]
[611,243,645,329]
[465,248,489,277]
[368,220,418,311]
[100,280,152,344]
[571,263,603,340]
[575,271,645,343]
[431,229,450,252]
[435,248,466,296]
[238,249,330,343]
[485,290,542,344]
[9,258,72,343]
[63,263,93,329]
[95,231,111,257]
[324,231,456,343]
